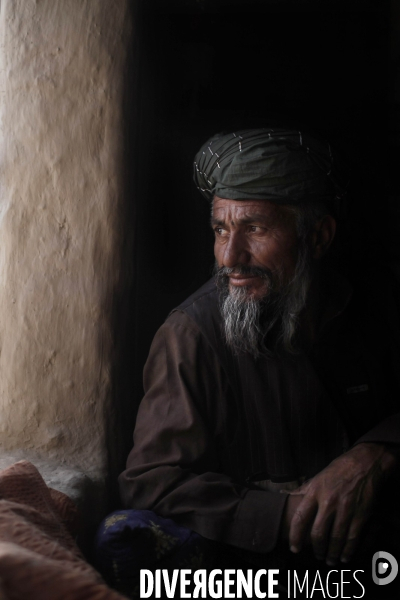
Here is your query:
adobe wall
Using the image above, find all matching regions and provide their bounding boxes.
[0,0,132,487]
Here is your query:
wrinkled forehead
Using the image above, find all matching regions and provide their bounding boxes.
[211,195,297,225]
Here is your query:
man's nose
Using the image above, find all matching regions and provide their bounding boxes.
[222,232,250,268]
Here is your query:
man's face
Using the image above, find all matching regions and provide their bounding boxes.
[212,196,299,301]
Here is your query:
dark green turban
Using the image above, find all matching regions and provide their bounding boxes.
[193,128,348,211]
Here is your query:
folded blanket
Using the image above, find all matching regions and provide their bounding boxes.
[0,460,126,600]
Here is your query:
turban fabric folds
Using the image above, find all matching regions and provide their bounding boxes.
[193,128,348,213]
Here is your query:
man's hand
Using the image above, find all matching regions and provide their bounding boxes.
[284,443,399,565]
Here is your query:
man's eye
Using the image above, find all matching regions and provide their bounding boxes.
[214,227,227,236]
[249,225,263,233]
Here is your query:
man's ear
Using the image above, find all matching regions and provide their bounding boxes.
[311,215,336,259]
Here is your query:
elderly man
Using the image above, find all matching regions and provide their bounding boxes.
[100,129,400,594]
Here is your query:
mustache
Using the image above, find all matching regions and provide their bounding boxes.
[213,264,275,284]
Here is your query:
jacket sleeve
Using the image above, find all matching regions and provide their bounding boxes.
[354,414,400,446]
[118,311,288,553]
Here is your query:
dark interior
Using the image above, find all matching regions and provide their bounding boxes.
[110,0,395,504]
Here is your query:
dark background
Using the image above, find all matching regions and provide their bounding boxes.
[110,0,397,501]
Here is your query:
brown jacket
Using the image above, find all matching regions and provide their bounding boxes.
[119,277,400,553]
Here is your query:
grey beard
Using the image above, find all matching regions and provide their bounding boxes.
[215,244,313,358]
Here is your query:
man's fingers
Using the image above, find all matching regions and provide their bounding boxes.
[340,537,359,564]
[324,509,353,565]
[312,499,368,565]
[286,443,386,560]
[289,496,317,553]
[310,501,352,564]
[339,516,367,564]
[310,511,335,561]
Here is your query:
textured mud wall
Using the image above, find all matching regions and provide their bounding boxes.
[0,0,132,477]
